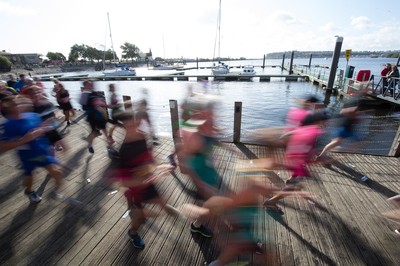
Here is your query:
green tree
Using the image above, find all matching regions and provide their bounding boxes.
[120,42,141,63]
[83,45,101,63]
[0,55,12,72]
[46,52,66,61]
[68,44,87,62]
[104,49,118,62]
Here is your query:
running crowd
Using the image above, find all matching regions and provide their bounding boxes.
[0,76,398,265]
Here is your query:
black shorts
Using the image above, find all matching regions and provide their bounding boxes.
[45,129,63,145]
[87,113,107,130]
[59,102,73,111]
[124,184,160,209]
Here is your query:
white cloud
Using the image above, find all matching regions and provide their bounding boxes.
[0,1,35,16]
[350,16,371,30]
[270,10,297,25]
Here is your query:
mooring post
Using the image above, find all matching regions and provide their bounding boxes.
[98,91,109,119]
[327,36,343,93]
[262,54,266,69]
[308,53,313,68]
[169,100,181,147]
[233,102,242,143]
[122,95,132,110]
[281,54,285,70]
[389,124,400,157]
[289,51,294,74]
[196,57,199,69]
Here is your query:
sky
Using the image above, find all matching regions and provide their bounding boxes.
[1,0,400,60]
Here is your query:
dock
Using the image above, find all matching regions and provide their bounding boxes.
[39,73,305,82]
[0,111,399,266]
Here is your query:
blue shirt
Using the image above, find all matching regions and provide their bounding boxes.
[13,80,26,93]
[0,112,52,162]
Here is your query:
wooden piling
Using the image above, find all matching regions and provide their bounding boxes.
[262,54,266,69]
[97,91,109,119]
[233,102,242,143]
[327,36,343,92]
[169,99,181,147]
[389,124,400,157]
[122,95,132,110]
[289,51,294,74]
[281,54,285,70]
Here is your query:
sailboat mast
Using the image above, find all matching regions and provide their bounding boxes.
[107,12,116,62]
[217,0,222,59]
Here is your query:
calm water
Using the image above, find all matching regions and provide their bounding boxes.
[39,57,400,155]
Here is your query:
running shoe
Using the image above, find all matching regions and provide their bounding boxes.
[55,144,63,151]
[264,201,284,214]
[167,154,177,167]
[49,190,64,201]
[128,230,145,249]
[190,223,213,238]
[255,241,264,255]
[24,190,42,203]
[88,145,94,153]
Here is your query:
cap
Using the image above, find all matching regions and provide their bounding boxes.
[181,118,207,132]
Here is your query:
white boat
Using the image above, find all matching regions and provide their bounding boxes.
[241,65,256,75]
[212,61,230,75]
[103,66,136,77]
[211,0,229,76]
[153,64,176,70]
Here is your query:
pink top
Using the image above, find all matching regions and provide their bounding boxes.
[285,108,312,133]
[285,125,325,157]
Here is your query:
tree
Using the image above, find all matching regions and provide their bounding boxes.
[0,55,12,72]
[105,49,118,62]
[46,52,66,61]
[68,44,87,62]
[120,42,141,63]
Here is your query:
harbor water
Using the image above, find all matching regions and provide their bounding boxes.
[39,57,400,156]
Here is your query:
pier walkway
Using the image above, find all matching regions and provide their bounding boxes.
[0,112,399,266]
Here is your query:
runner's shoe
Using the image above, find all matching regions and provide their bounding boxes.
[88,145,94,153]
[128,230,145,249]
[25,190,42,203]
[49,190,64,201]
[167,154,177,167]
[190,223,213,238]
[264,201,284,214]
[255,241,264,255]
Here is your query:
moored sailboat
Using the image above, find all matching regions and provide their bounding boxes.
[212,0,229,75]
[102,13,136,77]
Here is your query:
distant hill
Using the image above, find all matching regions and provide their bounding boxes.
[266,50,400,59]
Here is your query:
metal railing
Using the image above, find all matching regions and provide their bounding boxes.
[371,77,400,100]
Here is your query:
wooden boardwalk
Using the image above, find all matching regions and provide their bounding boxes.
[0,112,399,266]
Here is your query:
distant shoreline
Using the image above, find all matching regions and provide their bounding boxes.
[0,66,62,80]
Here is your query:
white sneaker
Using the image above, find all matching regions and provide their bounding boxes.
[24,190,42,203]
[49,190,64,201]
